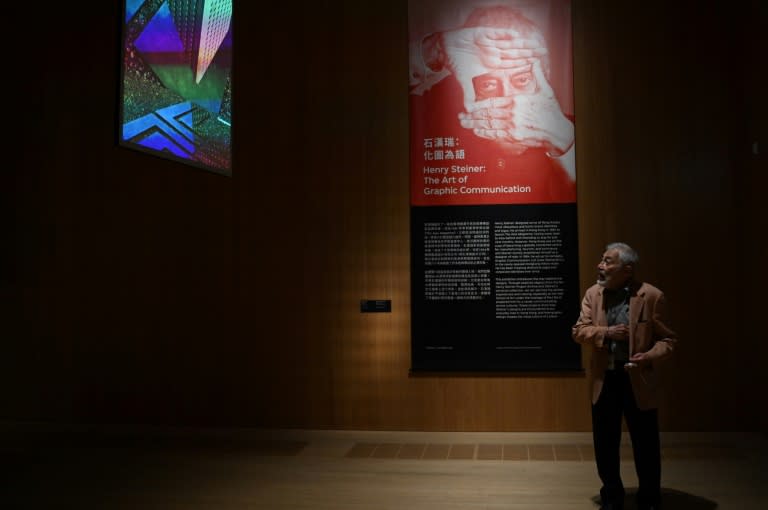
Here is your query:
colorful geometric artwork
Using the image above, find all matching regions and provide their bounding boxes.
[119,0,233,175]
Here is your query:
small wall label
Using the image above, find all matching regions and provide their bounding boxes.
[360,300,392,313]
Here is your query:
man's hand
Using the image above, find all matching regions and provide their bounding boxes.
[440,27,547,73]
[606,324,629,341]
[457,60,574,156]
[628,351,653,366]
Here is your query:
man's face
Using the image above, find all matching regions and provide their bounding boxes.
[472,68,537,101]
[597,249,631,289]
[464,66,540,155]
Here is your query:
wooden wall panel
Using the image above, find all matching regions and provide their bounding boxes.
[3,1,764,432]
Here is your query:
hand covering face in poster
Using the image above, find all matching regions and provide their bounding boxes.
[409,1,575,206]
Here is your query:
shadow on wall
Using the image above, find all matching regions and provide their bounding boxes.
[591,488,718,509]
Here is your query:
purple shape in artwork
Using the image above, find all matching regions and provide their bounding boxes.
[135,2,184,53]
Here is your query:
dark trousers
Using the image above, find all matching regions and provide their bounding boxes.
[592,369,661,507]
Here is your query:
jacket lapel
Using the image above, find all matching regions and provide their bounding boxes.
[629,282,645,353]
[596,287,607,326]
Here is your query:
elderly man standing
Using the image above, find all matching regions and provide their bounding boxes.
[573,242,678,510]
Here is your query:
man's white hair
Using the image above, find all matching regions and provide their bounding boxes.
[606,242,639,266]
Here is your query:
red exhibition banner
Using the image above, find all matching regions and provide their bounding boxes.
[409,0,575,207]
[408,0,581,372]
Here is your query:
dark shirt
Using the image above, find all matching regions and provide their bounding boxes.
[604,286,630,368]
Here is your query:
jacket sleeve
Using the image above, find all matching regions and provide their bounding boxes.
[409,37,451,95]
[572,289,609,349]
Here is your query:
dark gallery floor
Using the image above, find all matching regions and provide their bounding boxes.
[2,424,766,509]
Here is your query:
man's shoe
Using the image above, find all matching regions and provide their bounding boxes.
[637,506,659,510]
